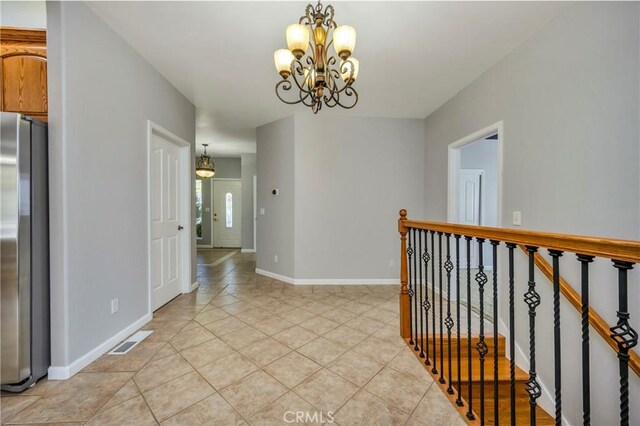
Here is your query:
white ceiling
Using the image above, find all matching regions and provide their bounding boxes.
[87,1,568,156]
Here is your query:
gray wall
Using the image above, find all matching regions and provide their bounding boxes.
[47,2,196,366]
[0,0,47,28]
[241,153,257,250]
[256,117,295,277]
[294,115,425,280]
[196,157,242,246]
[423,2,639,424]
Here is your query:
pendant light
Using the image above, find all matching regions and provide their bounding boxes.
[196,144,215,178]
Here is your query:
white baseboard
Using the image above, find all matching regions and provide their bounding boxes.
[197,244,213,248]
[47,313,152,380]
[255,268,399,285]
[241,248,256,253]
[189,281,199,292]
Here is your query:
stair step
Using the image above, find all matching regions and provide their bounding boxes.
[413,334,506,357]
[424,353,528,383]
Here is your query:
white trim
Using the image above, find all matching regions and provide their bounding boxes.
[47,313,152,380]
[197,244,213,248]
[211,178,242,181]
[255,269,399,285]
[252,174,257,252]
[447,121,504,228]
[241,248,256,253]
[147,120,193,315]
[190,281,199,292]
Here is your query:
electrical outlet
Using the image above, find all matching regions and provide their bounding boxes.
[111,298,119,314]
[274,255,279,263]
[389,259,395,268]
[513,211,522,226]
[260,208,265,215]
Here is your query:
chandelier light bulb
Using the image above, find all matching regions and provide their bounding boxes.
[274,49,294,78]
[286,23,309,58]
[333,25,356,59]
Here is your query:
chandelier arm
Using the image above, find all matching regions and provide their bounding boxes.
[291,63,315,95]
[275,79,306,105]
[334,86,358,109]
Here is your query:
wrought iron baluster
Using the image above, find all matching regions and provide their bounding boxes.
[549,249,564,426]
[407,229,413,345]
[465,236,475,421]
[455,234,463,407]
[431,231,438,375]
[610,261,638,426]
[423,231,432,366]
[438,232,445,384]
[475,238,488,425]
[444,233,455,394]
[412,228,419,351]
[577,254,594,426]
[506,243,517,426]
[491,240,500,426]
[418,229,424,356]
[524,246,541,426]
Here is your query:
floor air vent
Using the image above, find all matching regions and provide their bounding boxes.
[108,330,153,355]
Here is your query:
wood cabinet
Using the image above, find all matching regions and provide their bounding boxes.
[0,27,48,121]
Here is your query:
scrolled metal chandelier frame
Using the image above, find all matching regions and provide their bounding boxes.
[274,0,359,114]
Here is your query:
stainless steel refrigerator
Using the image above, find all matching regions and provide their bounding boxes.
[1,112,50,392]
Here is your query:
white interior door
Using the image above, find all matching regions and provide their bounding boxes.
[458,169,483,266]
[213,180,241,248]
[150,133,184,310]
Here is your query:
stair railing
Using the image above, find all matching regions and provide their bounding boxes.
[398,209,639,426]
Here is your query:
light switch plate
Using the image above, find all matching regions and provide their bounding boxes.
[513,211,522,226]
[260,208,265,215]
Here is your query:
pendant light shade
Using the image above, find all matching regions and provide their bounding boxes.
[196,144,215,178]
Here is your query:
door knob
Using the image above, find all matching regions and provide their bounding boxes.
[178,225,184,230]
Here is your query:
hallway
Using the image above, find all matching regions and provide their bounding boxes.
[1,251,464,425]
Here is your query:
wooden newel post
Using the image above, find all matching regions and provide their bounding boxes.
[399,209,411,338]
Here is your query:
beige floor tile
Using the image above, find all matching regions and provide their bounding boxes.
[327,350,384,387]
[275,307,317,324]
[133,353,194,392]
[83,341,166,372]
[139,320,190,343]
[220,370,288,418]
[249,392,322,425]
[18,378,61,396]
[339,301,371,315]
[299,317,340,335]
[344,316,386,335]
[205,316,249,337]
[239,337,291,366]
[272,326,319,350]
[85,395,156,426]
[219,326,268,350]
[143,371,214,422]
[197,352,259,390]
[297,337,348,366]
[352,336,402,363]
[8,372,132,424]
[1,396,39,422]
[264,352,322,388]
[100,379,140,411]
[364,367,430,414]
[180,338,235,367]
[333,389,409,426]
[170,323,216,352]
[319,307,358,324]
[388,349,434,383]
[252,317,295,335]
[162,393,244,425]
[293,369,358,413]
[323,325,368,348]
[150,343,178,362]
[193,307,231,325]
[406,385,466,426]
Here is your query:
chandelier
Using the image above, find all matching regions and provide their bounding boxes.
[273,0,359,114]
[195,144,215,178]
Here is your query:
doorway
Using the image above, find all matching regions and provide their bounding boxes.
[447,122,502,317]
[147,121,192,312]
[212,179,242,248]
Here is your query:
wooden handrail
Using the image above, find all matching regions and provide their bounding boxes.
[520,244,640,377]
[401,219,640,263]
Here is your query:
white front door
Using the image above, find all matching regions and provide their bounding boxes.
[213,180,241,248]
[150,133,184,310]
[458,169,483,266]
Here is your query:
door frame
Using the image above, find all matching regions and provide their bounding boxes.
[146,120,193,315]
[211,178,242,248]
[447,121,503,228]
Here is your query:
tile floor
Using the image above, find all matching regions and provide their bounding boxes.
[1,251,465,425]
